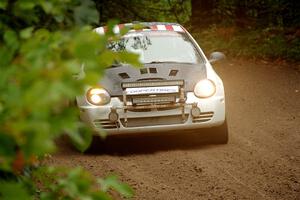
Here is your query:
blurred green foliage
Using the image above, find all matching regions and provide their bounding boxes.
[0,0,136,199]
[33,167,134,200]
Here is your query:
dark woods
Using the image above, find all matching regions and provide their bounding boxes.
[92,0,300,61]
[191,0,300,29]
[2,0,299,31]
[92,0,300,29]
[94,0,191,25]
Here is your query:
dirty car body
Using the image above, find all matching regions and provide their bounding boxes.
[76,22,228,142]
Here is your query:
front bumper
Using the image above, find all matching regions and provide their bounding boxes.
[77,92,225,135]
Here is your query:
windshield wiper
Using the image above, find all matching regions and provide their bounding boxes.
[145,61,195,64]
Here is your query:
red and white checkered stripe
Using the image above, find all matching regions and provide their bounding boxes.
[95,24,184,35]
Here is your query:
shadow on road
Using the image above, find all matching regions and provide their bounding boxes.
[81,129,223,156]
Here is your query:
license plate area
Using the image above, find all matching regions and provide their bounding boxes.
[125,86,179,95]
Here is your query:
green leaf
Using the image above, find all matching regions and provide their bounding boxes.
[0,0,7,9]
[118,51,141,67]
[74,41,97,61]
[20,27,34,39]
[0,46,14,67]
[92,191,112,200]
[74,0,99,26]
[68,124,92,152]
[0,102,3,113]
[0,181,32,200]
[0,133,16,157]
[106,20,119,36]
[40,1,53,14]
[98,175,134,198]
[4,30,19,50]
[22,130,56,158]
[16,1,35,10]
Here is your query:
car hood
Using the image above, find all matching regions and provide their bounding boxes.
[100,63,207,96]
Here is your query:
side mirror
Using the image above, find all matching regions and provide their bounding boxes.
[208,52,226,64]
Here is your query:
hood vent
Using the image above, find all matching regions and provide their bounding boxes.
[149,67,157,73]
[119,72,130,79]
[169,70,178,76]
[140,68,148,74]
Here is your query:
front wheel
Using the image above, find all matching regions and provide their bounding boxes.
[210,119,229,144]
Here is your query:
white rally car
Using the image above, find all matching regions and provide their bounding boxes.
[76,22,228,143]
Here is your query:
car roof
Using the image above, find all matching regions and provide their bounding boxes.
[94,22,186,35]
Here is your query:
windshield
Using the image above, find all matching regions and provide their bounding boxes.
[108,31,203,64]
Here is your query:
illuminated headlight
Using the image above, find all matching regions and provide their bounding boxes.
[194,79,216,98]
[86,87,110,105]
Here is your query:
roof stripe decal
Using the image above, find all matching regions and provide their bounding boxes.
[156,25,167,31]
[165,25,173,31]
[95,27,105,34]
[172,25,184,32]
[95,24,185,35]
[118,24,125,29]
[113,25,120,34]
[151,25,158,30]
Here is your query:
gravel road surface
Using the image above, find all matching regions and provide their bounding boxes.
[48,59,300,200]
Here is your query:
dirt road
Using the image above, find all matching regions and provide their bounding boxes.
[48,59,300,200]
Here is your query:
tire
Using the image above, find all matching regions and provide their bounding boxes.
[210,119,229,144]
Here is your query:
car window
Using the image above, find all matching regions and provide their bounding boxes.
[108,31,203,64]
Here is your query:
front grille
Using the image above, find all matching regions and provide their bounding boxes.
[126,106,178,112]
[193,112,214,123]
[120,114,188,127]
[132,96,176,105]
[93,119,119,129]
